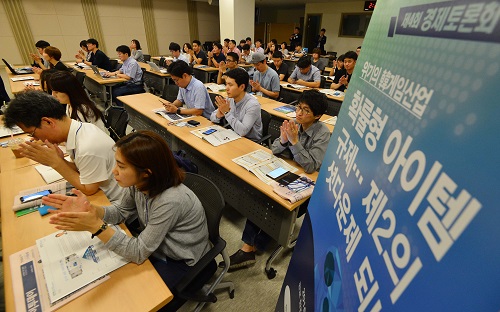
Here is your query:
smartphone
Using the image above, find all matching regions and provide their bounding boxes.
[20,190,52,203]
[266,167,289,180]
[187,120,200,126]
[202,129,217,135]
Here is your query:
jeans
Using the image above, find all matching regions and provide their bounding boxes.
[112,83,144,106]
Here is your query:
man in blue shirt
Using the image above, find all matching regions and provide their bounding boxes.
[106,45,144,106]
[166,42,189,65]
[288,56,321,88]
[162,61,215,119]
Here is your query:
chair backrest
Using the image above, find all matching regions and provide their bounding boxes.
[183,173,225,243]
[109,59,119,71]
[261,109,271,139]
[159,56,166,67]
[104,106,129,141]
[75,71,86,87]
[143,54,151,62]
[161,84,179,102]
[320,76,326,88]
[209,92,218,107]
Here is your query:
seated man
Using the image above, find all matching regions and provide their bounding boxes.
[330,50,357,92]
[227,39,241,57]
[287,56,321,88]
[162,61,215,119]
[269,51,289,81]
[207,42,226,68]
[190,39,208,66]
[4,91,122,202]
[249,52,280,99]
[77,38,112,71]
[30,40,51,69]
[105,45,144,106]
[210,68,262,141]
[291,44,304,58]
[217,52,239,84]
[239,44,253,64]
[222,89,330,270]
[254,39,265,54]
[238,39,246,51]
[166,42,189,65]
[246,37,255,50]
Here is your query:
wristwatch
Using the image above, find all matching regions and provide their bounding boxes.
[177,108,181,114]
[91,222,108,239]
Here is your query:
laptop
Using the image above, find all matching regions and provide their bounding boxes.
[90,65,115,79]
[2,58,34,75]
[147,61,168,74]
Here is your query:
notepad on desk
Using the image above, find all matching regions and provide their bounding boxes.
[11,76,35,82]
[191,125,241,146]
[273,105,296,114]
[232,149,298,185]
[286,84,308,90]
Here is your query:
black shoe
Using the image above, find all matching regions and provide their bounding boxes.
[219,249,256,270]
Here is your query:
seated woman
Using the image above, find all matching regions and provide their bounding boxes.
[279,42,289,56]
[222,89,330,270]
[130,39,145,62]
[49,71,107,134]
[183,43,194,64]
[33,46,70,74]
[311,48,326,73]
[45,130,214,310]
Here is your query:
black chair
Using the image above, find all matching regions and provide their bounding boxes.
[172,173,234,311]
[104,106,129,141]
[161,84,179,102]
[257,109,272,147]
[143,54,151,62]
[320,76,327,89]
[159,56,166,68]
[109,59,119,71]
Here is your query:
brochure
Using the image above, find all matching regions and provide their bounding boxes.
[271,175,315,203]
[191,125,241,147]
[232,149,298,185]
[152,108,192,122]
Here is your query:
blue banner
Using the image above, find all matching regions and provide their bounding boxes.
[277,0,500,311]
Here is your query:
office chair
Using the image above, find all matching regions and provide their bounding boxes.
[257,109,272,147]
[172,173,235,312]
[109,59,119,71]
[104,106,129,141]
[161,84,179,103]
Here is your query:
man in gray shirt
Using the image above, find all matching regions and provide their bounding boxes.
[221,89,331,270]
[163,61,215,119]
[248,52,280,99]
[210,68,262,141]
[288,56,321,88]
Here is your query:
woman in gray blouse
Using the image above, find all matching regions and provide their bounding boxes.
[45,130,213,308]
[130,39,145,62]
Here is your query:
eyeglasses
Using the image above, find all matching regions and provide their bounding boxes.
[28,127,38,138]
[295,106,312,115]
[226,59,235,63]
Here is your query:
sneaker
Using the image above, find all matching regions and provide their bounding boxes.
[219,249,256,270]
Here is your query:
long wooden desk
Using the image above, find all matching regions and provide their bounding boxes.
[4,67,40,95]
[1,157,172,311]
[279,81,344,116]
[118,92,316,250]
[138,62,171,94]
[67,63,127,106]
[192,65,219,83]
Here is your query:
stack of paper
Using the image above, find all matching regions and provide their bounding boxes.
[205,83,226,92]
[191,125,241,147]
[232,150,298,184]
[286,84,308,90]
[11,76,35,82]
[322,116,338,126]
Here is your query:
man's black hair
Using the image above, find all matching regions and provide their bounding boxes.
[213,42,222,50]
[79,40,87,48]
[337,54,345,62]
[230,39,237,45]
[344,50,358,60]
[298,89,327,117]
[246,37,252,41]
[242,44,250,51]
[224,38,230,43]
[116,45,131,56]
[87,38,99,48]
[169,42,181,52]
[4,91,66,129]
[226,52,239,63]
[224,68,249,91]
[297,56,312,69]
[35,40,50,49]
[272,51,283,59]
[167,60,192,77]
[192,39,201,46]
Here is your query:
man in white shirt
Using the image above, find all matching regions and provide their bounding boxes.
[166,42,190,65]
[4,91,122,202]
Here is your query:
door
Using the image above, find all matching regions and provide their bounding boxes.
[305,14,322,53]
